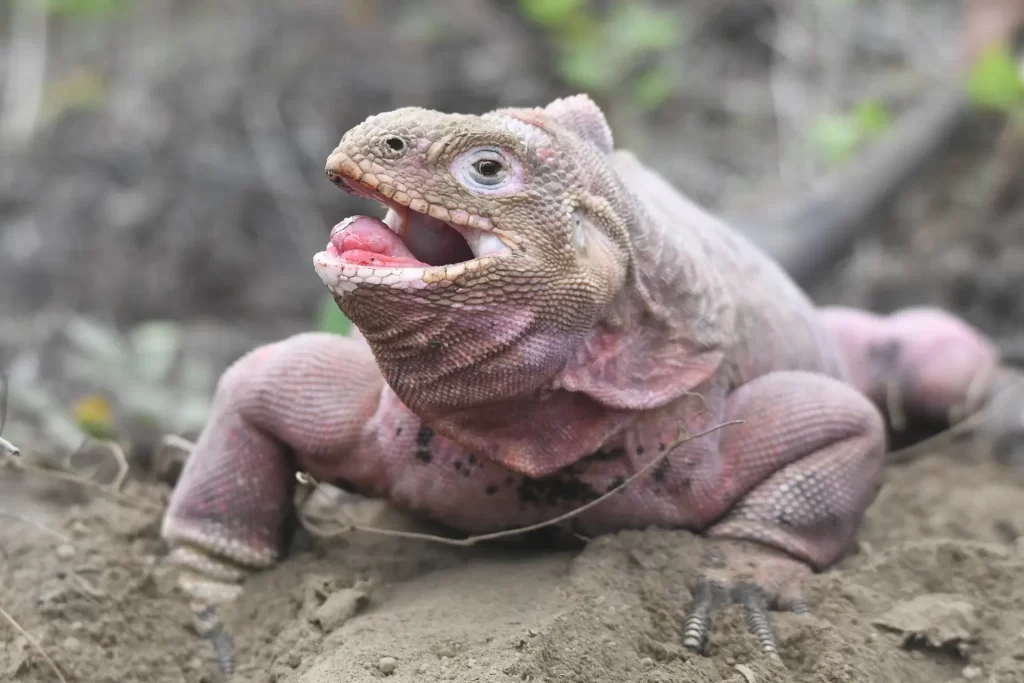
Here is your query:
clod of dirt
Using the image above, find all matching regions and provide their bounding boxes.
[872,593,979,652]
[310,588,368,632]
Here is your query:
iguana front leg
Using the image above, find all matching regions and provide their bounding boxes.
[161,332,388,673]
[679,371,886,656]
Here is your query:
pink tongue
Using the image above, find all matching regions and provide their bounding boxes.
[329,216,429,268]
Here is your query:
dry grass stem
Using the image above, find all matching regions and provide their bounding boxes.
[0,435,20,458]
[0,512,70,543]
[0,604,68,683]
[296,420,744,547]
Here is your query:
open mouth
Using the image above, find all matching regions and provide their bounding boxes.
[314,172,511,292]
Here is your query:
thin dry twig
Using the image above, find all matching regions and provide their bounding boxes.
[0,604,68,683]
[296,419,744,547]
[0,512,70,543]
[65,439,130,492]
[2,457,155,509]
[0,373,19,458]
[0,435,19,458]
[2,437,157,511]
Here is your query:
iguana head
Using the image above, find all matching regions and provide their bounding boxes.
[314,95,726,476]
[315,96,633,408]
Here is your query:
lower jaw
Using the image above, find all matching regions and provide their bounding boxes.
[313,248,494,294]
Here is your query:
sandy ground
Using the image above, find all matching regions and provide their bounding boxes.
[3,434,1024,683]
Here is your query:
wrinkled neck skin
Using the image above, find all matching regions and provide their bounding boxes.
[338,158,733,479]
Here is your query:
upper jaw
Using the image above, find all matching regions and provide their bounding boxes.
[314,160,514,295]
[324,162,512,261]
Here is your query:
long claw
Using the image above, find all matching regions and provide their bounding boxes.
[193,604,235,677]
[736,583,780,658]
[681,578,728,653]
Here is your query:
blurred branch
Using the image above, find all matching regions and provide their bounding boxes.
[0,0,48,152]
[241,86,329,263]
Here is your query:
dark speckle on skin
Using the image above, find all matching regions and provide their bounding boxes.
[415,424,434,464]
[517,474,600,507]
[485,484,499,496]
[504,475,516,487]
[652,458,670,483]
[584,446,626,463]
[395,427,403,437]
[658,442,666,452]
[454,461,463,472]
[636,445,645,456]
[468,454,478,465]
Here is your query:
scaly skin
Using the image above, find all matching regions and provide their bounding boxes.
[162,95,1010,661]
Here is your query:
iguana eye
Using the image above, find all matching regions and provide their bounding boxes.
[452,146,522,195]
[474,159,503,177]
[458,149,509,189]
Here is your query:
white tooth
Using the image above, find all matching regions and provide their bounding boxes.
[464,230,507,257]
[383,208,402,233]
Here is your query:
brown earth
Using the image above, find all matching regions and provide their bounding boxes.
[4,1,1024,682]
[3,436,1024,683]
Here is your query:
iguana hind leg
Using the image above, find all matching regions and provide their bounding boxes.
[681,370,886,656]
[819,305,1024,461]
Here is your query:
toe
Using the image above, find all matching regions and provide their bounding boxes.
[681,578,729,653]
[681,539,814,657]
[735,583,780,658]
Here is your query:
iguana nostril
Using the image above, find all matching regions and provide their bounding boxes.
[385,137,404,152]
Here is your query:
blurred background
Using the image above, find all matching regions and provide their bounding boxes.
[1,0,1023,484]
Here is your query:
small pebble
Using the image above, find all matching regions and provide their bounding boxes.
[640,657,654,669]
[962,666,982,680]
[70,621,83,632]
[416,662,430,674]
[56,544,75,561]
[378,656,397,675]
[62,637,82,654]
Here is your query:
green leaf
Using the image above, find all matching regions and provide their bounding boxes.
[967,43,1024,112]
[633,66,676,111]
[317,295,353,336]
[851,99,891,136]
[30,0,135,17]
[558,40,624,91]
[610,2,682,54]
[64,316,129,364]
[129,321,182,383]
[518,0,587,28]
[810,115,862,165]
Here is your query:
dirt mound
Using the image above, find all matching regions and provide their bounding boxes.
[3,443,1023,683]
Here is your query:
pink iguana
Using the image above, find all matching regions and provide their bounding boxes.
[161,94,1013,662]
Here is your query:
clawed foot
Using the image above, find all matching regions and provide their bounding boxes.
[168,545,249,677]
[681,539,812,658]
